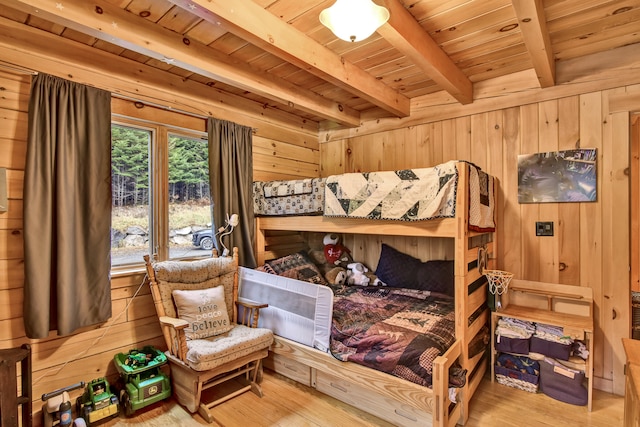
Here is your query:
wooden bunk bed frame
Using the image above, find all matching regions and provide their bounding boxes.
[253,162,497,427]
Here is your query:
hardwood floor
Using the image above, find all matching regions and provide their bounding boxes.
[100,370,624,427]
[465,378,623,427]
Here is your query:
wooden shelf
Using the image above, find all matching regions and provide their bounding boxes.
[491,279,594,412]
[496,305,593,336]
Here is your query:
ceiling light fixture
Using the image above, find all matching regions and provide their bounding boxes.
[319,0,390,43]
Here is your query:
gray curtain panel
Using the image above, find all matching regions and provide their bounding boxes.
[208,118,257,268]
[23,74,112,339]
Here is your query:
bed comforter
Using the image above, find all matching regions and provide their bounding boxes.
[329,285,465,388]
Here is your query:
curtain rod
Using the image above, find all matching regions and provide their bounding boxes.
[111,93,258,133]
[0,61,37,75]
[112,93,208,120]
[0,61,257,133]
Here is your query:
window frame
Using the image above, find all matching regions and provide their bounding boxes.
[110,112,208,274]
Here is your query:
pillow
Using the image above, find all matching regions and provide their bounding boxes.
[265,251,328,285]
[172,286,232,340]
[419,260,454,296]
[375,244,423,289]
[375,243,454,295]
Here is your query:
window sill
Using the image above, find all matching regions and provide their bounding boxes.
[111,265,146,278]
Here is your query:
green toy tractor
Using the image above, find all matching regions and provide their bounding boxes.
[113,346,171,416]
[75,378,119,426]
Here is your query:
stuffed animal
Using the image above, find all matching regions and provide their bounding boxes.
[323,233,353,267]
[365,271,384,286]
[346,262,371,286]
[324,266,348,286]
[307,249,347,285]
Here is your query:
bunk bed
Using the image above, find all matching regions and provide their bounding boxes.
[243,161,497,427]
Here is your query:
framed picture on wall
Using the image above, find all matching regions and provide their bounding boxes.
[517,148,597,203]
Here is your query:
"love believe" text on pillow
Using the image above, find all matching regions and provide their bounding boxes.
[172,286,232,340]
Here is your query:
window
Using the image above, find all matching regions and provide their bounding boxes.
[110,117,211,268]
[111,123,151,267]
[167,133,212,258]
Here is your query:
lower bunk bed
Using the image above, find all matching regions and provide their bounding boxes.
[274,335,462,427]
[243,163,497,426]
[240,266,472,427]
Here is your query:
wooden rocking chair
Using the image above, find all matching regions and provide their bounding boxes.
[144,248,274,424]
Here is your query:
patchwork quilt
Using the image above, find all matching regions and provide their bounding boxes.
[329,285,466,388]
[253,161,495,232]
[323,161,458,221]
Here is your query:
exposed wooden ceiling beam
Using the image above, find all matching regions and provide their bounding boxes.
[169,0,411,118]
[377,0,473,105]
[510,0,555,87]
[8,0,361,127]
[0,15,318,141]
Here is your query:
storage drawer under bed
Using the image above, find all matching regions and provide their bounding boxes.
[264,353,312,387]
[315,370,431,427]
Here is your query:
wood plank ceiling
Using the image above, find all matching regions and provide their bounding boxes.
[1,0,639,129]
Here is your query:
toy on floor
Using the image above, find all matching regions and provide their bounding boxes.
[76,377,120,426]
[113,345,171,416]
[41,382,87,427]
[124,349,151,369]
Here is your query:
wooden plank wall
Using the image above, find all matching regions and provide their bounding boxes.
[0,67,319,424]
[320,86,639,396]
[631,114,640,294]
[2,38,640,426]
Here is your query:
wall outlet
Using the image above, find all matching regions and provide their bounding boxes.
[536,221,554,236]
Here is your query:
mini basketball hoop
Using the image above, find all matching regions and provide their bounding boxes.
[484,270,513,296]
[485,270,513,310]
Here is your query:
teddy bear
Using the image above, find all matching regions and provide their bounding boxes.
[324,266,348,286]
[323,233,353,268]
[307,247,347,286]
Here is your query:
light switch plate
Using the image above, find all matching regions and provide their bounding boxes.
[536,221,553,236]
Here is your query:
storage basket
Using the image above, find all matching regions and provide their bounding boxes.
[539,358,587,406]
[530,336,571,361]
[495,366,539,393]
[495,353,539,393]
[495,336,530,355]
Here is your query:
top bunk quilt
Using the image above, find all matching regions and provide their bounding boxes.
[252,160,495,231]
[324,161,457,221]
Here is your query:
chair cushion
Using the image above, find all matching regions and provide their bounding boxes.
[185,325,274,371]
[172,286,232,339]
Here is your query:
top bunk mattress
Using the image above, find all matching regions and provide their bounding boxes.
[253,161,495,230]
